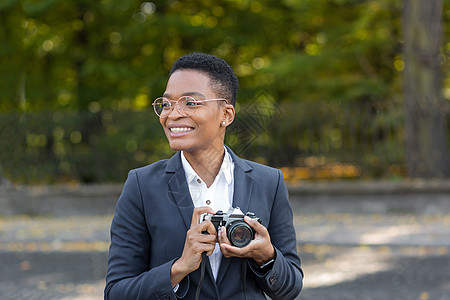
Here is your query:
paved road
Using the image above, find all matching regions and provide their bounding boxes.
[0,216,110,300]
[296,214,450,300]
[1,211,450,300]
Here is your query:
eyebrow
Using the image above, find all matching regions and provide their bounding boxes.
[163,92,207,99]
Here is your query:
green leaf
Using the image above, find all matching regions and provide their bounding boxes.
[0,0,19,11]
[22,0,64,15]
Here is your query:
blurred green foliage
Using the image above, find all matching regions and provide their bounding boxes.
[0,0,449,183]
[0,111,169,182]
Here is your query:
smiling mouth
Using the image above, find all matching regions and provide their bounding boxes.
[169,127,194,133]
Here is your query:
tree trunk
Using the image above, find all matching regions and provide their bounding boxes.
[403,0,449,177]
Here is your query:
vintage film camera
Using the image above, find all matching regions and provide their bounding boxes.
[202,207,261,247]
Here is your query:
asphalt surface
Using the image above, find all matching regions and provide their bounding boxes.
[1,184,450,300]
[0,216,110,300]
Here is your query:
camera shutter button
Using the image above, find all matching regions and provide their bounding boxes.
[206,200,211,205]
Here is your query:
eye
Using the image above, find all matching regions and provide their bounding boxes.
[185,99,199,107]
[161,101,171,108]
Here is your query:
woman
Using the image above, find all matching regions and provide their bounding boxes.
[105,52,303,300]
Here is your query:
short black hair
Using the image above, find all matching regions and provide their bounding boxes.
[169,52,239,106]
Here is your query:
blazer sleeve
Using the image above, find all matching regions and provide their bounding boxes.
[249,169,303,299]
[104,170,187,300]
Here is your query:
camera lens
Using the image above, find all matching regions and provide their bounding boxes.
[227,221,253,247]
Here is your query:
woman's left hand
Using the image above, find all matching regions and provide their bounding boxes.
[218,216,275,266]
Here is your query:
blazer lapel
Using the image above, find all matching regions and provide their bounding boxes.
[231,156,254,214]
[166,152,194,230]
[216,147,254,286]
[166,152,220,285]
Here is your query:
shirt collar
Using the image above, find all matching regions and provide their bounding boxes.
[181,147,234,185]
[181,151,199,185]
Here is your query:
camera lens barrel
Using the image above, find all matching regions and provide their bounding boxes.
[227,221,254,247]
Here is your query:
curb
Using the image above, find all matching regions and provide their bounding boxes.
[287,179,450,195]
[1,180,449,216]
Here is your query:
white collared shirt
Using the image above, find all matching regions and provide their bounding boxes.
[181,147,234,280]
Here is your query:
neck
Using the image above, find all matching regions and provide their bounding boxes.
[184,145,225,188]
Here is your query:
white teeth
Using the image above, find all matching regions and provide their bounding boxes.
[170,127,193,133]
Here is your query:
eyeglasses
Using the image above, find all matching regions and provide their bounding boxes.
[152,96,228,118]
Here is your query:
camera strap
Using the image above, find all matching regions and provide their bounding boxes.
[241,259,249,300]
[195,254,249,300]
[195,252,207,300]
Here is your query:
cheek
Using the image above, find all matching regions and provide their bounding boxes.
[199,117,220,133]
[204,109,223,126]
[159,117,166,128]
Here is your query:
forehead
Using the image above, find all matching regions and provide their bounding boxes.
[164,69,215,98]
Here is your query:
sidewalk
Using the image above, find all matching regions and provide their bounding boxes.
[0,181,449,299]
[289,181,450,299]
[0,215,110,300]
[296,213,450,300]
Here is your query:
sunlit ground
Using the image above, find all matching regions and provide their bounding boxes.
[296,213,450,300]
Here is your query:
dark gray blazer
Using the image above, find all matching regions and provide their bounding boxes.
[105,147,303,300]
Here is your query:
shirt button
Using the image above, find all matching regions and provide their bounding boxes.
[206,200,211,205]
[197,179,201,183]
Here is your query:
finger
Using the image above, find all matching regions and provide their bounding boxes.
[218,227,243,257]
[186,228,216,249]
[192,243,216,256]
[195,219,217,236]
[187,230,216,246]
[219,226,231,245]
[205,220,217,236]
[206,244,216,256]
[220,242,245,258]
[193,232,217,244]
[244,216,265,233]
[191,206,216,226]
[192,233,216,257]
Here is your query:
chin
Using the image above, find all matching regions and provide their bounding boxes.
[168,140,190,152]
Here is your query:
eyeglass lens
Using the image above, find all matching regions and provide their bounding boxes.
[154,96,198,117]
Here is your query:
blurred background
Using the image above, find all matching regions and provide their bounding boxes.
[0,0,449,299]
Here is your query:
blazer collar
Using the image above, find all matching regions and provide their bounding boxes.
[165,146,253,172]
[166,150,183,173]
[166,151,194,230]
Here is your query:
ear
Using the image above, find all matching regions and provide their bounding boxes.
[221,103,235,127]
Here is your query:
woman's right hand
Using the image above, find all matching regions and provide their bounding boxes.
[170,206,217,287]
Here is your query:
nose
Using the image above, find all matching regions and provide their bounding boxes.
[167,102,183,119]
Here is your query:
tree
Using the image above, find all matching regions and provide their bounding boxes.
[1,0,449,182]
[403,0,449,177]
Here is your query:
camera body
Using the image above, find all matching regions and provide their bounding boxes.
[202,207,261,247]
